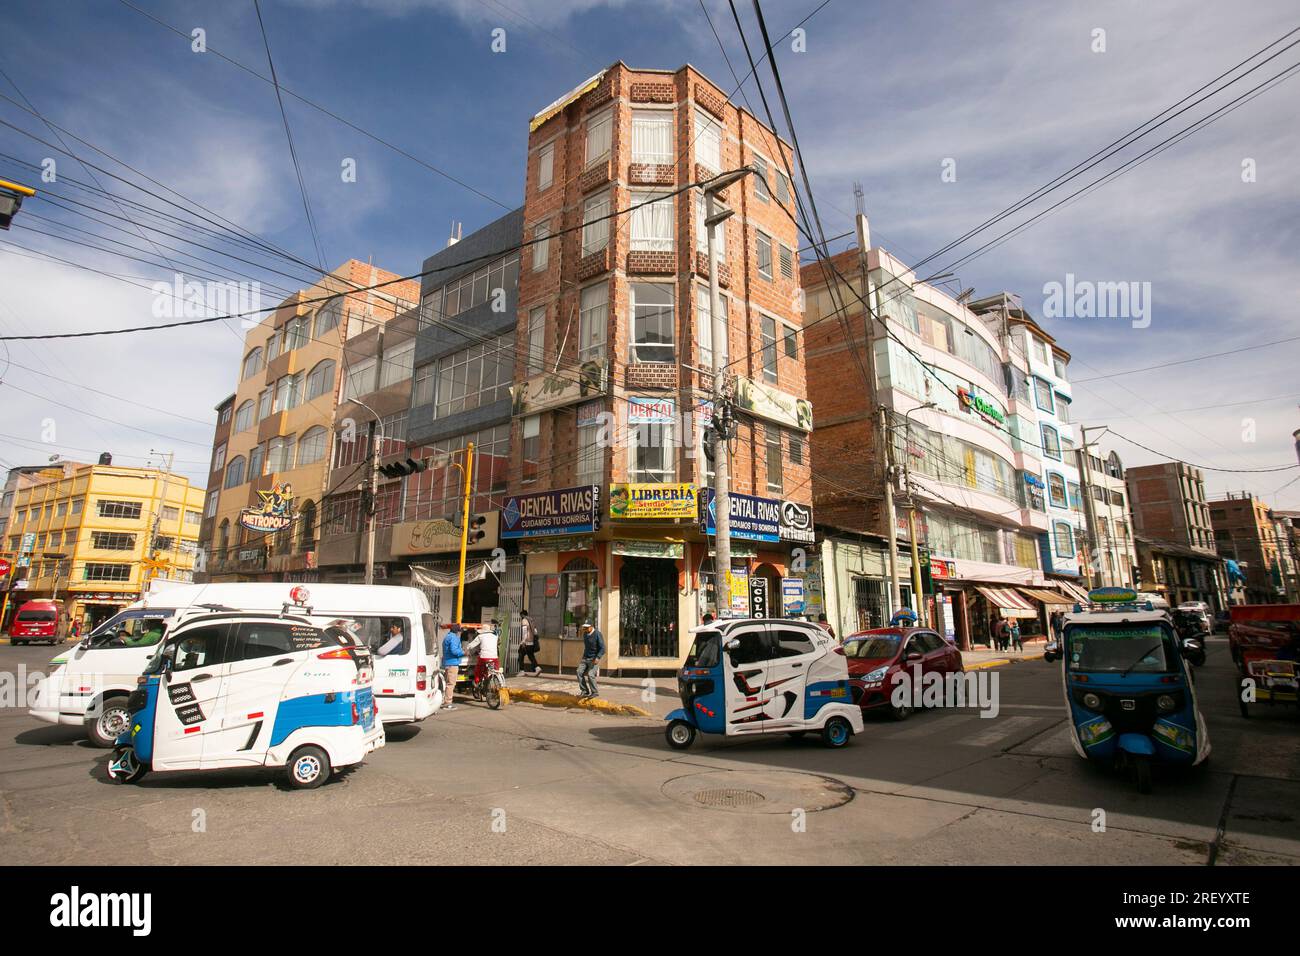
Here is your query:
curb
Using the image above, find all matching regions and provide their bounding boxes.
[964,652,1046,671]
[503,687,652,718]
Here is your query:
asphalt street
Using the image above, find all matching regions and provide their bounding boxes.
[0,636,1296,865]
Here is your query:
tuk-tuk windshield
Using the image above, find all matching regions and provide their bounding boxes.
[685,630,721,668]
[1066,622,1175,674]
[843,634,902,659]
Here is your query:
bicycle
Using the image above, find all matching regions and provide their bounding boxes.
[469,658,504,710]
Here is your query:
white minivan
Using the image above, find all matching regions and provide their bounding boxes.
[31,582,443,746]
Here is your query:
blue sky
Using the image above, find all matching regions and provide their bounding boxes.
[0,0,1297,508]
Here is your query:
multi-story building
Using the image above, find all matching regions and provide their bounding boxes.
[1075,447,1138,589]
[1126,461,1226,610]
[802,242,1082,650]
[196,394,235,576]
[0,462,83,628]
[1273,509,1300,603]
[2,458,204,630]
[1210,493,1290,604]
[200,260,419,582]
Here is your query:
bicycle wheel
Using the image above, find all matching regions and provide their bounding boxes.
[486,674,503,710]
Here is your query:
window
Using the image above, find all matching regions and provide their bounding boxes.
[344,357,376,402]
[1033,377,1054,413]
[765,425,783,492]
[314,300,341,339]
[577,409,603,487]
[1053,521,1075,557]
[161,505,179,522]
[779,244,794,280]
[248,444,264,479]
[185,509,201,526]
[297,426,328,467]
[527,307,546,374]
[522,416,540,483]
[752,153,770,200]
[429,253,519,320]
[1054,355,1067,379]
[152,535,174,553]
[433,336,512,418]
[230,622,302,661]
[586,109,612,164]
[694,191,727,258]
[284,316,309,351]
[83,563,131,582]
[1033,336,1050,364]
[412,363,435,407]
[218,405,232,425]
[242,347,264,380]
[579,283,608,364]
[697,287,729,369]
[205,490,218,518]
[167,624,229,672]
[632,109,673,165]
[56,501,67,517]
[212,442,227,473]
[1056,397,1070,423]
[305,359,336,401]
[537,141,554,190]
[1068,481,1083,511]
[761,313,778,383]
[267,436,297,474]
[756,230,773,280]
[775,169,791,205]
[380,341,415,388]
[234,400,255,433]
[629,408,675,483]
[1048,473,1068,509]
[258,388,273,421]
[1041,424,1061,460]
[96,499,142,520]
[582,193,610,257]
[630,192,673,252]
[265,330,281,361]
[630,283,675,363]
[224,457,246,489]
[70,498,83,516]
[782,323,798,359]
[532,221,550,272]
[695,112,722,172]
[789,434,804,465]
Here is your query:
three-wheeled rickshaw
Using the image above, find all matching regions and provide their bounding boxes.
[665,618,864,750]
[1228,603,1300,718]
[1044,588,1209,793]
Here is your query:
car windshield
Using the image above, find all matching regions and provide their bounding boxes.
[1066,623,1175,674]
[88,613,169,648]
[843,635,901,659]
[685,630,721,668]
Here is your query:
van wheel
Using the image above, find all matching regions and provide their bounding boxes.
[107,746,147,784]
[87,696,131,748]
[822,716,853,748]
[286,746,331,790]
[666,719,696,750]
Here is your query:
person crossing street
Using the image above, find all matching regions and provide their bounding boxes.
[576,621,604,701]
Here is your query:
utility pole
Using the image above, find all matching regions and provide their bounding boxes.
[704,169,749,616]
[455,442,476,622]
[901,403,936,625]
[349,400,385,587]
[146,450,174,586]
[1077,426,1105,587]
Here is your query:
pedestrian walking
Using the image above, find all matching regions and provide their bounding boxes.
[1010,618,1023,652]
[1050,610,1064,642]
[576,621,604,701]
[517,610,540,676]
[993,617,1009,652]
[441,624,463,711]
[817,613,836,641]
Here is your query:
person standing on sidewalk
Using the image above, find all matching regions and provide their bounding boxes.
[441,624,464,711]
[518,610,541,676]
[1010,618,1023,652]
[577,621,604,701]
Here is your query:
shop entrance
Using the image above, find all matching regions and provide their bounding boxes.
[619,557,678,658]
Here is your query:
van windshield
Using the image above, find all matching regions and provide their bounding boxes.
[685,630,721,668]
[88,613,170,648]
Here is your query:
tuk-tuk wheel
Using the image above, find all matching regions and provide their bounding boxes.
[1133,755,1152,794]
[286,745,332,790]
[107,746,147,785]
[822,716,853,748]
[666,719,696,750]
[1238,696,1251,719]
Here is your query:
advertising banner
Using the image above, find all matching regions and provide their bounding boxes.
[734,377,813,432]
[512,361,608,416]
[608,483,698,520]
[779,500,815,544]
[699,489,780,543]
[500,485,600,538]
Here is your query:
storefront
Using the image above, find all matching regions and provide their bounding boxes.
[65,589,140,631]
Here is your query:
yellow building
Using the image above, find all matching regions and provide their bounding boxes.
[1,463,206,630]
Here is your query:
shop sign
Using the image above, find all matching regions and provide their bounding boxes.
[392,514,500,555]
[779,500,815,544]
[613,540,684,559]
[707,542,756,558]
[501,485,600,538]
[16,555,30,568]
[544,575,561,598]
[627,396,675,425]
[512,361,608,416]
[734,377,813,432]
[930,558,957,580]
[609,483,697,520]
[749,575,770,618]
[0,559,9,577]
[519,534,594,554]
[699,489,780,543]
[781,577,806,615]
[957,387,1006,426]
[20,533,34,553]
[577,400,604,427]
[727,567,749,617]
[239,482,296,533]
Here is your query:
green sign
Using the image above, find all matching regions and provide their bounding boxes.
[958,387,1005,425]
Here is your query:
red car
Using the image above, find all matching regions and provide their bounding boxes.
[843,627,964,720]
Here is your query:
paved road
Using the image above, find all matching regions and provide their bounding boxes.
[0,637,1296,865]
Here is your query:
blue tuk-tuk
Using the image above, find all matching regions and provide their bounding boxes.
[1044,588,1209,793]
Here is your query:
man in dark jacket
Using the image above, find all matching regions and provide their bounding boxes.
[577,622,604,700]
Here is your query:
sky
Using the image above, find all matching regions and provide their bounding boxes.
[0,0,1297,509]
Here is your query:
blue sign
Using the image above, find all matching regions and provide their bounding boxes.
[500,485,600,539]
[699,489,780,543]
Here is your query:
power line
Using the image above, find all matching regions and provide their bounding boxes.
[1105,430,1299,474]
[1071,336,1300,383]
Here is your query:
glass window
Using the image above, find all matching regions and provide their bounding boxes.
[258,388,272,421]
[1054,521,1075,557]
[233,400,255,433]
[577,414,603,487]
[284,317,308,351]
[433,336,512,418]
[782,323,798,359]
[205,490,218,518]
[249,443,265,478]
[380,341,415,388]
[630,192,674,252]
[537,141,554,190]
[412,363,435,407]
[586,109,612,164]
[695,192,727,258]
[314,300,341,339]
[242,347,264,380]
[71,498,83,515]
[756,230,773,279]
[1041,424,1061,460]
[1068,481,1083,511]
[697,287,729,369]
[224,457,246,490]
[296,427,328,469]
[1033,377,1054,413]
[1048,473,1068,509]
[91,531,135,551]
[344,357,376,402]
[522,416,540,484]
[532,221,550,272]
[527,307,546,374]
[631,110,673,165]
[268,436,297,474]
[761,313,778,383]
[629,411,674,483]
[630,283,675,363]
[212,443,227,473]
[305,360,335,402]
[582,193,610,257]
[752,153,769,200]
[168,624,230,672]
[97,499,143,520]
[765,424,783,492]
[695,112,722,171]
[579,283,608,364]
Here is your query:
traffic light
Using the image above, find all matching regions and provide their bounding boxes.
[379,457,428,480]
[467,514,488,545]
[0,179,35,230]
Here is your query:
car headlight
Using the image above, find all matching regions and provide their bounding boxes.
[862,666,889,683]
[1082,692,1102,711]
[1156,694,1176,713]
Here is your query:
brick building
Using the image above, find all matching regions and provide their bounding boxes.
[1210,493,1289,604]
[1125,461,1225,610]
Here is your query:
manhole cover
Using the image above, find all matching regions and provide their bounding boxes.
[663,770,853,814]
[694,788,766,809]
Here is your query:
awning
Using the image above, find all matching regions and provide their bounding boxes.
[975,585,1037,619]
[409,561,491,589]
[1019,587,1074,606]
[1053,580,1091,603]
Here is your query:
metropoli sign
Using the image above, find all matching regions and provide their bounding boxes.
[957,387,1005,425]
[239,482,296,533]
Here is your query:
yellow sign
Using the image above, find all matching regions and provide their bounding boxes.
[140,557,170,571]
[608,483,698,520]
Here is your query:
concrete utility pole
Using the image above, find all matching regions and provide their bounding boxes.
[1077,426,1106,587]
[349,400,385,587]
[902,403,936,625]
[704,168,749,616]
[148,450,175,584]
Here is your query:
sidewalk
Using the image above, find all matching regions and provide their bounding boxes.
[960,638,1048,670]
[501,670,675,718]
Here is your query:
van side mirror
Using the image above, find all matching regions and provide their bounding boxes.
[724,638,740,652]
